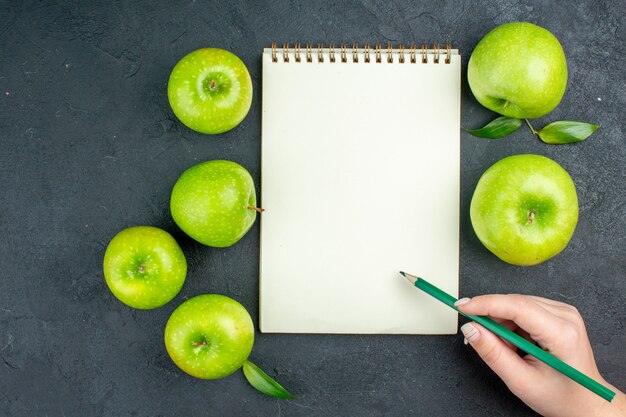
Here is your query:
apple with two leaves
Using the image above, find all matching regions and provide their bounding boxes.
[468,22,567,119]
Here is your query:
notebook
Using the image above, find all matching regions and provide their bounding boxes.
[260,43,460,334]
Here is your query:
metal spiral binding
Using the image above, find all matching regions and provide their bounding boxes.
[270,43,452,64]
[294,43,301,63]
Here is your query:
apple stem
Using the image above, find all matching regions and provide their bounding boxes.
[526,210,536,225]
[524,118,538,135]
[248,205,265,213]
[209,79,217,91]
[137,264,145,273]
[191,341,207,347]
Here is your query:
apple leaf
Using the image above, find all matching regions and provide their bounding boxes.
[465,116,521,139]
[537,121,599,144]
[243,360,296,399]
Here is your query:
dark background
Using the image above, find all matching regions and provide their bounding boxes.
[1,0,624,416]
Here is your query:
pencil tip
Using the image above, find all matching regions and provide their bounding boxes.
[400,271,418,284]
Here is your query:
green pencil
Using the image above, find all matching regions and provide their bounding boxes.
[399,271,615,403]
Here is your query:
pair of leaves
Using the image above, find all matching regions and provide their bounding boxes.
[243,360,296,399]
[466,116,599,144]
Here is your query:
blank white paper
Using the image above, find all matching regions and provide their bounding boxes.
[260,48,461,334]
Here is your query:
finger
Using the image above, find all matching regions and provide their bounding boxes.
[456,295,561,343]
[490,318,519,350]
[491,317,516,328]
[527,296,581,321]
[528,295,573,312]
[479,318,536,350]
[515,327,534,345]
[461,322,537,395]
[527,295,571,308]
[489,318,535,345]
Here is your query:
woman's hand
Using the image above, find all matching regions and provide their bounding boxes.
[455,294,626,417]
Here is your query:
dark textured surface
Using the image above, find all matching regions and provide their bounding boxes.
[0,0,624,415]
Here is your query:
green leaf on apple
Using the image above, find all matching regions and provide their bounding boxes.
[243,360,296,399]
[465,116,521,139]
[537,120,599,144]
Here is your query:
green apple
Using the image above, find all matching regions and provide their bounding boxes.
[468,22,567,119]
[168,48,253,134]
[470,154,578,266]
[103,226,187,309]
[170,160,260,247]
[164,294,254,379]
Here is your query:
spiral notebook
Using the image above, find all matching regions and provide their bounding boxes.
[260,43,461,334]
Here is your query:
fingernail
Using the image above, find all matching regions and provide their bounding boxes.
[454,297,471,306]
[461,323,480,344]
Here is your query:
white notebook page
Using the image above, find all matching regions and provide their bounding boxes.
[261,47,460,334]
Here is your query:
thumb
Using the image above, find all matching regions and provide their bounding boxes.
[461,322,537,393]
